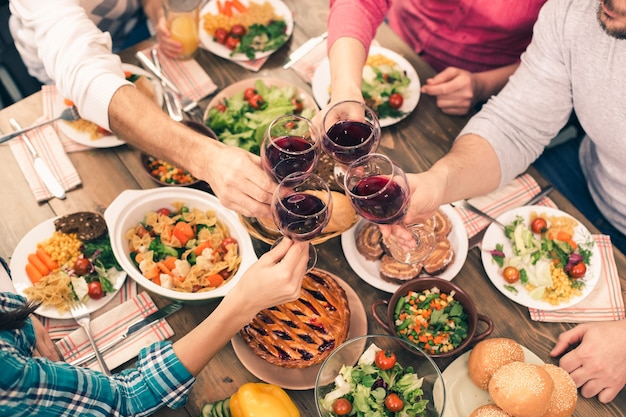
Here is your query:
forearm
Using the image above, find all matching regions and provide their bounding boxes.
[328,37,368,102]
[142,0,165,27]
[472,63,520,103]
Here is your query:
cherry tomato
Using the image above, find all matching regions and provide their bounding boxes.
[384,393,404,412]
[502,266,521,283]
[88,281,103,299]
[225,35,240,50]
[243,88,256,101]
[221,237,238,250]
[156,208,171,217]
[291,97,303,113]
[531,217,548,234]
[74,258,92,275]
[569,261,587,278]
[248,94,265,109]
[230,24,246,37]
[332,398,352,415]
[389,93,404,109]
[214,27,228,45]
[375,349,397,370]
[216,103,227,112]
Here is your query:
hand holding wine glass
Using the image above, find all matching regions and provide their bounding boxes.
[271,172,333,271]
[344,153,436,264]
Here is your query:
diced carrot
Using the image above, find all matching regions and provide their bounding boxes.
[144,266,160,281]
[157,261,174,276]
[152,274,161,286]
[172,221,194,246]
[162,256,177,271]
[231,0,247,13]
[134,252,144,263]
[63,98,75,107]
[206,273,225,287]
[28,253,49,276]
[26,263,43,284]
[194,240,212,256]
[36,248,59,271]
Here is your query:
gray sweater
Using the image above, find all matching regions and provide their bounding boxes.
[459,0,626,234]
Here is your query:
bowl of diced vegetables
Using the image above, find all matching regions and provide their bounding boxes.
[315,334,446,417]
[371,277,493,359]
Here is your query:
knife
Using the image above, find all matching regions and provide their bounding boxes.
[69,301,183,366]
[8,119,66,200]
[135,51,182,95]
[283,32,328,69]
[468,185,555,249]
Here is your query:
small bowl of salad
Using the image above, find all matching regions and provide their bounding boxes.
[140,120,217,187]
[371,277,493,359]
[315,334,446,417]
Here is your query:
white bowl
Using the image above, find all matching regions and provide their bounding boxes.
[105,188,257,303]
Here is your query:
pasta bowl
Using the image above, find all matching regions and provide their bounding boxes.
[104,187,257,303]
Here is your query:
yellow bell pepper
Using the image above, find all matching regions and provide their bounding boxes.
[229,382,300,417]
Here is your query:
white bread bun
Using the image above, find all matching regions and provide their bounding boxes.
[541,364,577,417]
[469,404,512,417]
[488,362,554,417]
[468,338,525,390]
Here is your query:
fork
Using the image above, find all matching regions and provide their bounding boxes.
[68,299,112,375]
[0,106,80,145]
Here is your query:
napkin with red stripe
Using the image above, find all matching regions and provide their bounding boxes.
[529,235,625,322]
[8,115,82,202]
[56,291,175,372]
[289,38,328,84]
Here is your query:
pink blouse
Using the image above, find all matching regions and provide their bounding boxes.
[328,0,547,73]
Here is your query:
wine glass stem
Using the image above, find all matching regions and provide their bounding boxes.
[384,223,436,264]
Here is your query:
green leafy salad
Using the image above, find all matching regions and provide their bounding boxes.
[319,343,429,417]
[362,54,411,119]
[233,20,288,59]
[204,79,316,155]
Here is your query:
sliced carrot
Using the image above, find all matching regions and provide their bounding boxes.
[222,0,233,17]
[162,256,177,271]
[144,266,160,280]
[172,222,194,246]
[26,263,43,284]
[157,260,175,277]
[134,252,144,263]
[28,253,49,276]
[206,273,224,287]
[152,274,161,286]
[63,98,75,107]
[231,0,247,13]
[124,70,133,78]
[36,248,59,271]
[194,240,212,256]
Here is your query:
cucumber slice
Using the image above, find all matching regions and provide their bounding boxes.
[201,403,213,417]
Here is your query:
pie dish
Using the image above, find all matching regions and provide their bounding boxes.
[239,268,351,368]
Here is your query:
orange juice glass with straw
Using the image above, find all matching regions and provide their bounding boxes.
[163,0,200,59]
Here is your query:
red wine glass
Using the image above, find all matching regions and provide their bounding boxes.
[344,153,436,264]
[321,100,381,187]
[271,172,333,271]
[261,114,320,183]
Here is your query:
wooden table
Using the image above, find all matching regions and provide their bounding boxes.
[1,1,624,415]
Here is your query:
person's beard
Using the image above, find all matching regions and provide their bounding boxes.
[598,0,626,39]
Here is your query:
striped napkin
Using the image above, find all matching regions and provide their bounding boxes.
[141,45,218,102]
[56,291,175,372]
[40,278,138,340]
[8,118,82,202]
[529,235,625,322]
[289,38,328,84]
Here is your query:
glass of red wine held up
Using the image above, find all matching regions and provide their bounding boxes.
[321,100,381,188]
[344,153,436,264]
[261,114,320,183]
[271,172,333,271]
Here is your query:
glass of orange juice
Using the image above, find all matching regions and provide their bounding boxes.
[163,0,201,59]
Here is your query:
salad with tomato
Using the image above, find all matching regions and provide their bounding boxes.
[319,343,430,417]
[489,212,594,304]
[362,54,411,119]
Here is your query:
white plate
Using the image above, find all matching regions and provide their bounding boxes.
[199,0,294,61]
[480,205,601,311]
[55,63,163,148]
[9,217,127,320]
[311,46,421,127]
[231,274,368,390]
[441,345,543,417]
[341,204,468,293]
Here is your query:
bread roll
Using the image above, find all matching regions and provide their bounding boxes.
[468,338,524,390]
[488,362,554,417]
[469,404,512,417]
[541,364,577,417]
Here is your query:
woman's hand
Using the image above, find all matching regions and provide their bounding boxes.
[32,316,61,361]
[155,16,183,58]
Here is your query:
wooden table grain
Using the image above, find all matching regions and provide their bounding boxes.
[0,1,624,416]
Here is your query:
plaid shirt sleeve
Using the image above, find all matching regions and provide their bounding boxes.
[0,293,195,417]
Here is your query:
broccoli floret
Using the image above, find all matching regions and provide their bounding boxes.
[149,237,178,260]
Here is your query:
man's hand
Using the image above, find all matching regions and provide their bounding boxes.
[421,67,476,115]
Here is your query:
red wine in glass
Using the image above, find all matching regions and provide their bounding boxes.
[349,175,407,224]
[323,120,376,165]
[274,192,329,240]
[263,136,317,181]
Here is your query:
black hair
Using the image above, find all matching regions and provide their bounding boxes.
[0,299,40,330]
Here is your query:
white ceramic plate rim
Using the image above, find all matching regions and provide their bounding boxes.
[231,274,368,390]
[199,0,294,61]
[480,205,602,311]
[311,45,421,127]
[104,187,257,302]
[9,217,127,320]
[440,345,543,417]
[341,204,468,293]
[55,63,163,148]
